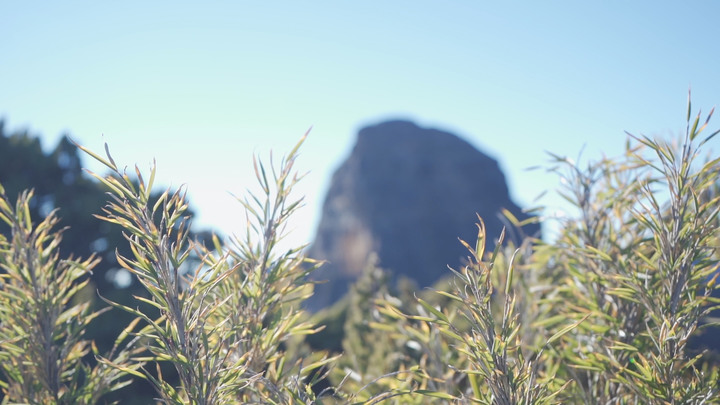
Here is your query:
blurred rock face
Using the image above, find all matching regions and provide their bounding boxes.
[306,120,540,310]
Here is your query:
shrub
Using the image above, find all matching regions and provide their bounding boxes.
[0,186,141,404]
[76,135,336,404]
[316,96,720,404]
[535,99,720,403]
[0,97,718,404]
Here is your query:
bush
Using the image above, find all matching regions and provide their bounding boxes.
[0,98,718,404]
[0,187,141,404]
[317,96,720,404]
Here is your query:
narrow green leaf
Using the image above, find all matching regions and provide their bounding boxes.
[505,248,519,295]
[96,357,146,379]
[584,245,613,262]
[416,296,449,324]
[475,217,486,260]
[547,313,589,345]
[75,141,117,171]
[414,390,457,400]
[689,112,701,140]
[438,327,463,342]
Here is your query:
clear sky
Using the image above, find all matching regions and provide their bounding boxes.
[2,1,719,247]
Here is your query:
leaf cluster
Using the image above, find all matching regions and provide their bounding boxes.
[0,97,719,404]
[0,186,141,404]
[316,95,720,405]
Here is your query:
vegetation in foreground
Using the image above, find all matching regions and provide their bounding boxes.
[0,98,718,403]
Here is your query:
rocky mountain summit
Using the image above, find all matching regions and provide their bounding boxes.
[306,120,540,310]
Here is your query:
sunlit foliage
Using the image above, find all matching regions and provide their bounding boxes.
[0,97,718,404]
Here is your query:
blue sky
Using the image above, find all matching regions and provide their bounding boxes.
[2,1,719,247]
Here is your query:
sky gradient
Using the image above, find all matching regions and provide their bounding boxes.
[2,1,719,247]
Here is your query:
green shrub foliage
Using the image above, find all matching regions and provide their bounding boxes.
[0,98,718,404]
[534,101,720,403]
[322,97,720,404]
[0,187,141,404]
[76,135,337,404]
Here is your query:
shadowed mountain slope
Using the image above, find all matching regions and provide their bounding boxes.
[306,120,540,310]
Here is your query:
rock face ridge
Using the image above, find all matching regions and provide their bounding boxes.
[307,120,540,310]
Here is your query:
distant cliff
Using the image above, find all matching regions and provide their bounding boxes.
[306,120,540,310]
